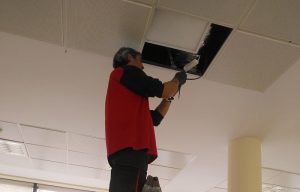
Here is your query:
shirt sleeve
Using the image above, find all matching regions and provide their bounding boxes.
[120,65,164,98]
[150,110,163,126]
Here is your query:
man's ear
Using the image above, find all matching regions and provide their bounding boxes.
[127,54,133,63]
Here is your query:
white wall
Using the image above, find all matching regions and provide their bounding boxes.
[0,31,111,138]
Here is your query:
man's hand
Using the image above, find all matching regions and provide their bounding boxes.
[174,71,187,86]
[162,71,187,99]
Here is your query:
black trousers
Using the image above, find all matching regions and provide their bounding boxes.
[108,148,148,192]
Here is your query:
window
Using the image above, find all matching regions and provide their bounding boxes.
[0,178,32,192]
[0,178,95,192]
[38,185,92,192]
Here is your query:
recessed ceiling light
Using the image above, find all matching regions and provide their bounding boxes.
[0,139,27,157]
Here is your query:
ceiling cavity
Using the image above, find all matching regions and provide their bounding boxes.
[142,23,232,76]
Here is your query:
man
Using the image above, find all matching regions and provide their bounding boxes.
[105,47,187,192]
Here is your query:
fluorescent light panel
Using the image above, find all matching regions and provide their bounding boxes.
[0,139,27,157]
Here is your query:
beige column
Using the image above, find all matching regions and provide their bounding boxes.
[228,137,262,192]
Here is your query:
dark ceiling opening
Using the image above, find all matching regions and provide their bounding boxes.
[142,24,232,76]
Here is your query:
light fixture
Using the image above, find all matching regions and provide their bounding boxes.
[0,139,27,157]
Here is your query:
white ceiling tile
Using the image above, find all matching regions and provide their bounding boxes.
[26,144,67,163]
[158,0,255,26]
[207,188,227,192]
[288,189,300,192]
[241,0,300,44]
[68,151,108,169]
[213,171,299,190]
[0,153,32,168]
[262,168,281,182]
[0,0,62,45]
[262,183,274,191]
[126,0,154,6]
[31,159,66,173]
[146,8,207,52]
[262,184,292,192]
[21,125,66,149]
[205,31,300,91]
[215,180,227,189]
[67,164,103,179]
[158,178,170,188]
[68,133,106,157]
[100,169,111,181]
[67,0,151,56]
[267,172,300,189]
[148,164,179,180]
[0,121,23,142]
[154,149,195,169]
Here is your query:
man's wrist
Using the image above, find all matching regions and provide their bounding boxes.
[164,97,174,102]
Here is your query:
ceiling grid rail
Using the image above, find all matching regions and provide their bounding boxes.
[61,0,68,52]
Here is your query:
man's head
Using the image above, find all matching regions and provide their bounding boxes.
[113,47,144,69]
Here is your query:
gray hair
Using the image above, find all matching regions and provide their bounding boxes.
[113,47,141,68]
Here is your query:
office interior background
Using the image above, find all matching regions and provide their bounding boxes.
[0,0,300,191]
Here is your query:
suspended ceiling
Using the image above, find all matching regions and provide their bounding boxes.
[1,0,300,191]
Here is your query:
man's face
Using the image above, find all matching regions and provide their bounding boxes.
[128,54,144,69]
